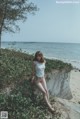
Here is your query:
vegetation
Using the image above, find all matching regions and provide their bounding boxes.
[0,48,72,119]
[45,58,72,73]
[0,48,72,89]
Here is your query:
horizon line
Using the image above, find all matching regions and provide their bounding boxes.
[2,41,80,44]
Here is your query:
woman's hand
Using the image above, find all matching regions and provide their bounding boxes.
[31,75,35,83]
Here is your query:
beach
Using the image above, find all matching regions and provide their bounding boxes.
[70,69,80,103]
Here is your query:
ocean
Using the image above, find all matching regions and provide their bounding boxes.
[2,41,80,69]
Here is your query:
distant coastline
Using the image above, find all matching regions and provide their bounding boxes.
[2,41,80,44]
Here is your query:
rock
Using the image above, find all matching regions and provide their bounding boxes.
[46,70,72,99]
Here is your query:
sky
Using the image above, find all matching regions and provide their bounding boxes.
[2,0,80,43]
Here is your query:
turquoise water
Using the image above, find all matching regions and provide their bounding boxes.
[2,42,80,69]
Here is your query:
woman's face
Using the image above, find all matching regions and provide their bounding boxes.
[37,55,41,61]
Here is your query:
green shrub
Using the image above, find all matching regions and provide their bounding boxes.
[0,48,72,119]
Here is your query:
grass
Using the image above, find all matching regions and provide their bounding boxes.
[0,48,73,119]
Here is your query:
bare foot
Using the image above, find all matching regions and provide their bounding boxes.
[49,107,55,113]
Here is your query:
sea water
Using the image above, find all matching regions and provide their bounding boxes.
[2,42,80,69]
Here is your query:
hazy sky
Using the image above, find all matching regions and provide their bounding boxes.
[2,0,80,43]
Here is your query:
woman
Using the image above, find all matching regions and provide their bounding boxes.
[31,51,55,112]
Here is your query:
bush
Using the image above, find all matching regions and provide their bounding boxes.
[0,48,72,119]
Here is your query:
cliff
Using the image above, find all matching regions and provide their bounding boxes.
[46,69,72,99]
[0,48,80,119]
[45,69,80,119]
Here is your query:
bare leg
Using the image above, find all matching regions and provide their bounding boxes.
[35,81,47,94]
[35,81,55,112]
[41,77,49,100]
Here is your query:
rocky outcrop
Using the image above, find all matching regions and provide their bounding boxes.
[46,69,72,99]
[45,69,80,119]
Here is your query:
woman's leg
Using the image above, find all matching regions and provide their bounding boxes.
[35,81,47,94]
[41,77,49,100]
[43,92,55,112]
[35,81,54,112]
[35,76,49,98]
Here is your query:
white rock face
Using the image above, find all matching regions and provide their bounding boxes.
[46,70,72,99]
[45,69,80,119]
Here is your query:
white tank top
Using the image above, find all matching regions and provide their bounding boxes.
[33,61,45,77]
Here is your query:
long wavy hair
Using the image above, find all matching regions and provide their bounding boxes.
[33,51,45,63]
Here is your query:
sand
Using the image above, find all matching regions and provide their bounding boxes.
[70,69,80,103]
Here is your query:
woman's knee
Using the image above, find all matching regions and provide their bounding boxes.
[36,82,46,94]
[43,91,47,97]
